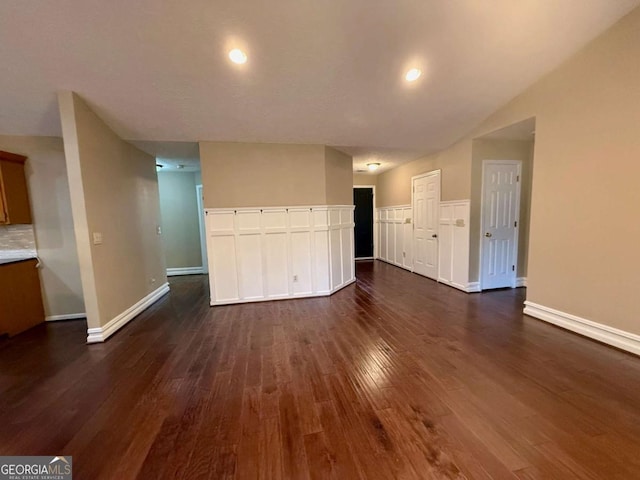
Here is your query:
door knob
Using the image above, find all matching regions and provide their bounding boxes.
[485,232,492,238]
[432,234,438,238]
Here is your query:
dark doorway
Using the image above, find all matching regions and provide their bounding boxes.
[353,187,374,259]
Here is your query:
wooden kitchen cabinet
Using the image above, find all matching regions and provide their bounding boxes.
[0,259,45,337]
[0,150,32,224]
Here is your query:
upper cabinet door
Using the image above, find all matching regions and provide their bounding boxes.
[0,151,32,225]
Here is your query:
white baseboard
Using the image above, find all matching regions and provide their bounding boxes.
[523,301,640,356]
[167,266,204,276]
[466,282,481,293]
[87,283,170,344]
[46,313,86,322]
[438,278,473,293]
[515,277,528,288]
[377,258,413,272]
[210,278,356,306]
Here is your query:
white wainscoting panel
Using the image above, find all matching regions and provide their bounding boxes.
[205,206,355,305]
[377,205,412,271]
[438,200,471,292]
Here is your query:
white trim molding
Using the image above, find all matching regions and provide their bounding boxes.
[523,301,640,356]
[46,313,86,322]
[438,279,469,293]
[87,282,170,344]
[166,266,205,276]
[466,282,481,293]
[515,277,527,288]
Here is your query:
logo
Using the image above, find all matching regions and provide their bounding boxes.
[0,456,72,480]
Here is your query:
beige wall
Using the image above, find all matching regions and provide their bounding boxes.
[324,147,353,205]
[200,142,326,208]
[158,172,202,268]
[376,139,472,207]
[200,142,353,208]
[469,138,534,281]
[353,173,377,187]
[0,135,85,317]
[58,92,166,329]
[376,7,640,335]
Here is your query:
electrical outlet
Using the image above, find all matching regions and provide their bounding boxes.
[156,226,162,235]
[150,277,156,285]
[92,232,103,245]
[293,275,298,282]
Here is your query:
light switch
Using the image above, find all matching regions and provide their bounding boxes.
[92,232,103,245]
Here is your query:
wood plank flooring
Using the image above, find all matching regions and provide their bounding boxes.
[2,260,640,479]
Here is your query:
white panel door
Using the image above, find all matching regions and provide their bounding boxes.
[481,161,521,290]
[412,171,440,279]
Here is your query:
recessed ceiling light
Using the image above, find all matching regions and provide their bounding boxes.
[367,163,381,171]
[405,68,421,82]
[229,48,247,64]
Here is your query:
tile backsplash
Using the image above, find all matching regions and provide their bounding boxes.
[0,224,37,258]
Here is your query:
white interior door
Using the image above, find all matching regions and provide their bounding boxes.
[412,170,440,279]
[481,161,521,289]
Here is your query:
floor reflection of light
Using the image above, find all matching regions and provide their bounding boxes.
[358,340,394,391]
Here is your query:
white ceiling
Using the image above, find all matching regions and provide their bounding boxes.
[339,147,425,175]
[0,1,638,171]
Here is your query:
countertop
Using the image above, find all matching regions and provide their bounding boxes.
[0,256,38,266]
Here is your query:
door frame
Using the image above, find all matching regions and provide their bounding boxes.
[411,169,441,278]
[353,185,376,260]
[196,184,209,274]
[479,160,522,290]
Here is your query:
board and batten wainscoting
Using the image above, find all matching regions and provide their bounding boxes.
[438,200,472,292]
[377,201,474,292]
[377,205,413,271]
[204,206,355,305]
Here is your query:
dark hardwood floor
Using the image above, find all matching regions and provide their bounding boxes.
[2,260,640,479]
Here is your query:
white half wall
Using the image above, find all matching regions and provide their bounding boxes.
[377,205,413,271]
[205,206,355,305]
[438,200,471,292]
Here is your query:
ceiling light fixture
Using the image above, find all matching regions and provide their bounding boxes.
[405,68,422,82]
[229,48,247,64]
[367,163,381,171]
